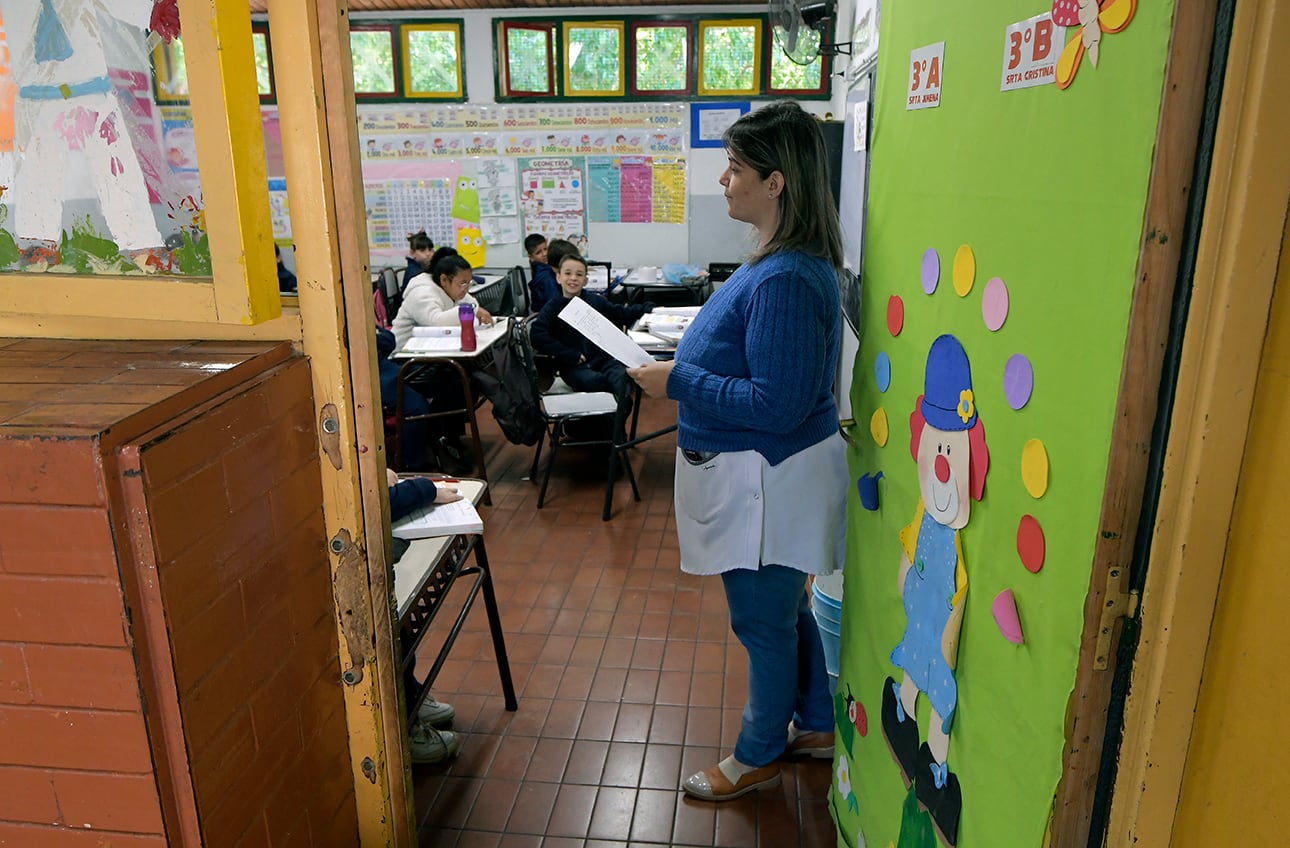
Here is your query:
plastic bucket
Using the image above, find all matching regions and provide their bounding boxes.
[811,573,845,678]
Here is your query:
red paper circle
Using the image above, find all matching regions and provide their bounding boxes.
[1018,514,1045,573]
[887,295,904,336]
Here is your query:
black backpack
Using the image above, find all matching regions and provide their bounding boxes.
[475,322,544,446]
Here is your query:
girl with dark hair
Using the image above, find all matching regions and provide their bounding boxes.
[629,101,849,801]
[402,231,435,294]
[392,246,494,349]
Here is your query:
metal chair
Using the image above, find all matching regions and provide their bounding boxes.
[513,317,640,514]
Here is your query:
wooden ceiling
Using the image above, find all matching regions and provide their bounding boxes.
[249,0,743,10]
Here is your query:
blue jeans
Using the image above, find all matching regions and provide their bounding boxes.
[722,564,834,767]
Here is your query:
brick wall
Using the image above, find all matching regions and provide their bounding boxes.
[140,358,357,846]
[0,436,168,846]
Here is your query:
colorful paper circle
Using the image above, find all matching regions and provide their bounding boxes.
[1004,354,1034,410]
[887,295,904,336]
[992,589,1025,645]
[875,352,891,392]
[982,277,1009,331]
[1017,514,1045,573]
[1022,439,1049,498]
[870,408,889,447]
[921,248,939,294]
[952,245,976,297]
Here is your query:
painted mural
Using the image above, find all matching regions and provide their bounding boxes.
[0,0,210,275]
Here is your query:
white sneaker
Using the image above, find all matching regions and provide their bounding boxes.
[409,721,460,765]
[417,697,455,728]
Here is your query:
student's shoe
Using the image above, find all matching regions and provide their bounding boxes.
[408,721,460,765]
[784,723,835,759]
[881,676,919,789]
[914,742,961,848]
[681,763,781,801]
[417,697,455,729]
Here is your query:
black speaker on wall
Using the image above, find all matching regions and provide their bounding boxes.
[820,120,845,212]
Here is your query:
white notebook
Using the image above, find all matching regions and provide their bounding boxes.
[401,336,462,353]
[392,498,484,539]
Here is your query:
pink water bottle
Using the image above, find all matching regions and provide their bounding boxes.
[458,303,477,351]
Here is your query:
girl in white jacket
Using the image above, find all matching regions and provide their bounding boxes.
[392,247,494,349]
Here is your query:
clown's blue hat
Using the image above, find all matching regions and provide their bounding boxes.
[921,334,977,431]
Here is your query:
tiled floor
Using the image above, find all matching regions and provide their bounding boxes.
[410,396,838,847]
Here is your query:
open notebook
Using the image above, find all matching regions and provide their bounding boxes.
[391,497,483,538]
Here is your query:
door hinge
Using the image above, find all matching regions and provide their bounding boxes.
[1095,566,1140,670]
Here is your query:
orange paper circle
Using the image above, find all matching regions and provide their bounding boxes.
[1018,514,1045,573]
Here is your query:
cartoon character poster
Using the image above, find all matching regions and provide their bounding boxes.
[833,2,1169,846]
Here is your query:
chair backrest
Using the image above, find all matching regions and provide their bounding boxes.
[373,287,392,329]
[509,265,531,316]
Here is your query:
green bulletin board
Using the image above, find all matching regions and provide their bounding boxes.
[834,1,1175,846]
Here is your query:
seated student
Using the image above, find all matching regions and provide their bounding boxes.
[376,327,435,470]
[391,246,495,349]
[385,467,464,764]
[530,253,653,432]
[402,231,435,295]
[525,233,557,312]
[276,245,297,293]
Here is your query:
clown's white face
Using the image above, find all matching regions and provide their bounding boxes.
[917,425,972,530]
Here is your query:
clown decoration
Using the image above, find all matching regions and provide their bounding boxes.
[882,334,989,848]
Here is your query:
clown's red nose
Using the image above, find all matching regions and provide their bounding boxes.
[935,454,951,483]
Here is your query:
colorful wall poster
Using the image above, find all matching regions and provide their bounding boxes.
[518,157,586,240]
[835,2,1174,847]
[586,156,687,225]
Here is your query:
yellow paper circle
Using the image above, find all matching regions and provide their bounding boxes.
[871,408,889,447]
[1022,438,1049,498]
[953,244,976,297]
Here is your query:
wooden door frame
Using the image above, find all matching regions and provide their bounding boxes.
[1046,3,1220,844]
[1105,1,1290,844]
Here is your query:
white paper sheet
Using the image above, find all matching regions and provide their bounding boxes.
[557,297,653,368]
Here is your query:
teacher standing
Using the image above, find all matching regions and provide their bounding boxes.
[630,101,849,801]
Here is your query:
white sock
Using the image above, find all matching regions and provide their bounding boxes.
[787,723,804,742]
[718,755,755,785]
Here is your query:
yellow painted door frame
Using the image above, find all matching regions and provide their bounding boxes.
[1106,1,1290,843]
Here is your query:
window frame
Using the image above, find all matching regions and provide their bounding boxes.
[765,19,832,96]
[151,36,191,104]
[628,20,695,98]
[252,22,277,103]
[696,18,764,98]
[400,21,466,101]
[497,20,558,99]
[348,24,400,101]
[561,20,626,98]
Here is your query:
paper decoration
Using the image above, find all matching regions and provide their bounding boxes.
[887,295,905,336]
[1004,353,1035,410]
[871,408,890,447]
[906,42,945,110]
[1017,514,1046,573]
[1053,0,1138,90]
[992,589,1025,644]
[952,245,976,297]
[921,247,940,294]
[1001,13,1066,91]
[1022,439,1049,498]
[876,352,892,392]
[857,472,885,511]
[982,278,1009,331]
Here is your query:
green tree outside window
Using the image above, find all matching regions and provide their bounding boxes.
[769,26,823,89]
[567,27,620,93]
[252,32,272,95]
[702,25,756,92]
[507,28,551,93]
[636,27,687,91]
[351,30,395,93]
[408,29,460,94]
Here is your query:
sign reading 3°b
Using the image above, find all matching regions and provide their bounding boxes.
[907,42,945,110]
[1001,12,1066,91]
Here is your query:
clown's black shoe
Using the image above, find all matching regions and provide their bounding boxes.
[915,742,961,848]
[881,676,919,789]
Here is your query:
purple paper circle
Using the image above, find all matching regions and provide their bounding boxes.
[982,277,1009,331]
[1004,354,1034,410]
[921,248,939,294]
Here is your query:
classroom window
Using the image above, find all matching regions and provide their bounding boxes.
[403,23,464,99]
[152,36,190,101]
[500,23,556,97]
[698,20,762,96]
[632,23,691,94]
[563,22,624,97]
[767,25,827,94]
[350,27,397,96]
[252,26,275,99]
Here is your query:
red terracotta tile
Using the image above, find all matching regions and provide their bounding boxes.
[462,777,521,831]
[51,770,165,833]
[587,786,636,842]
[714,793,760,848]
[578,700,619,742]
[486,735,538,781]
[427,777,484,830]
[506,697,551,737]
[612,703,654,744]
[639,744,683,791]
[690,672,726,709]
[685,707,723,748]
[542,699,585,739]
[656,670,692,707]
[661,641,696,671]
[555,665,595,701]
[562,739,609,784]
[545,784,597,838]
[568,636,606,667]
[672,796,717,847]
[621,668,659,703]
[588,667,627,702]
[525,737,573,782]
[630,787,678,844]
[0,766,57,823]
[504,781,558,833]
[599,741,645,788]
[598,638,635,668]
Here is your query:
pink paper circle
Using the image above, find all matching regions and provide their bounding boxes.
[921,248,939,294]
[1004,354,1034,410]
[982,277,1009,332]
